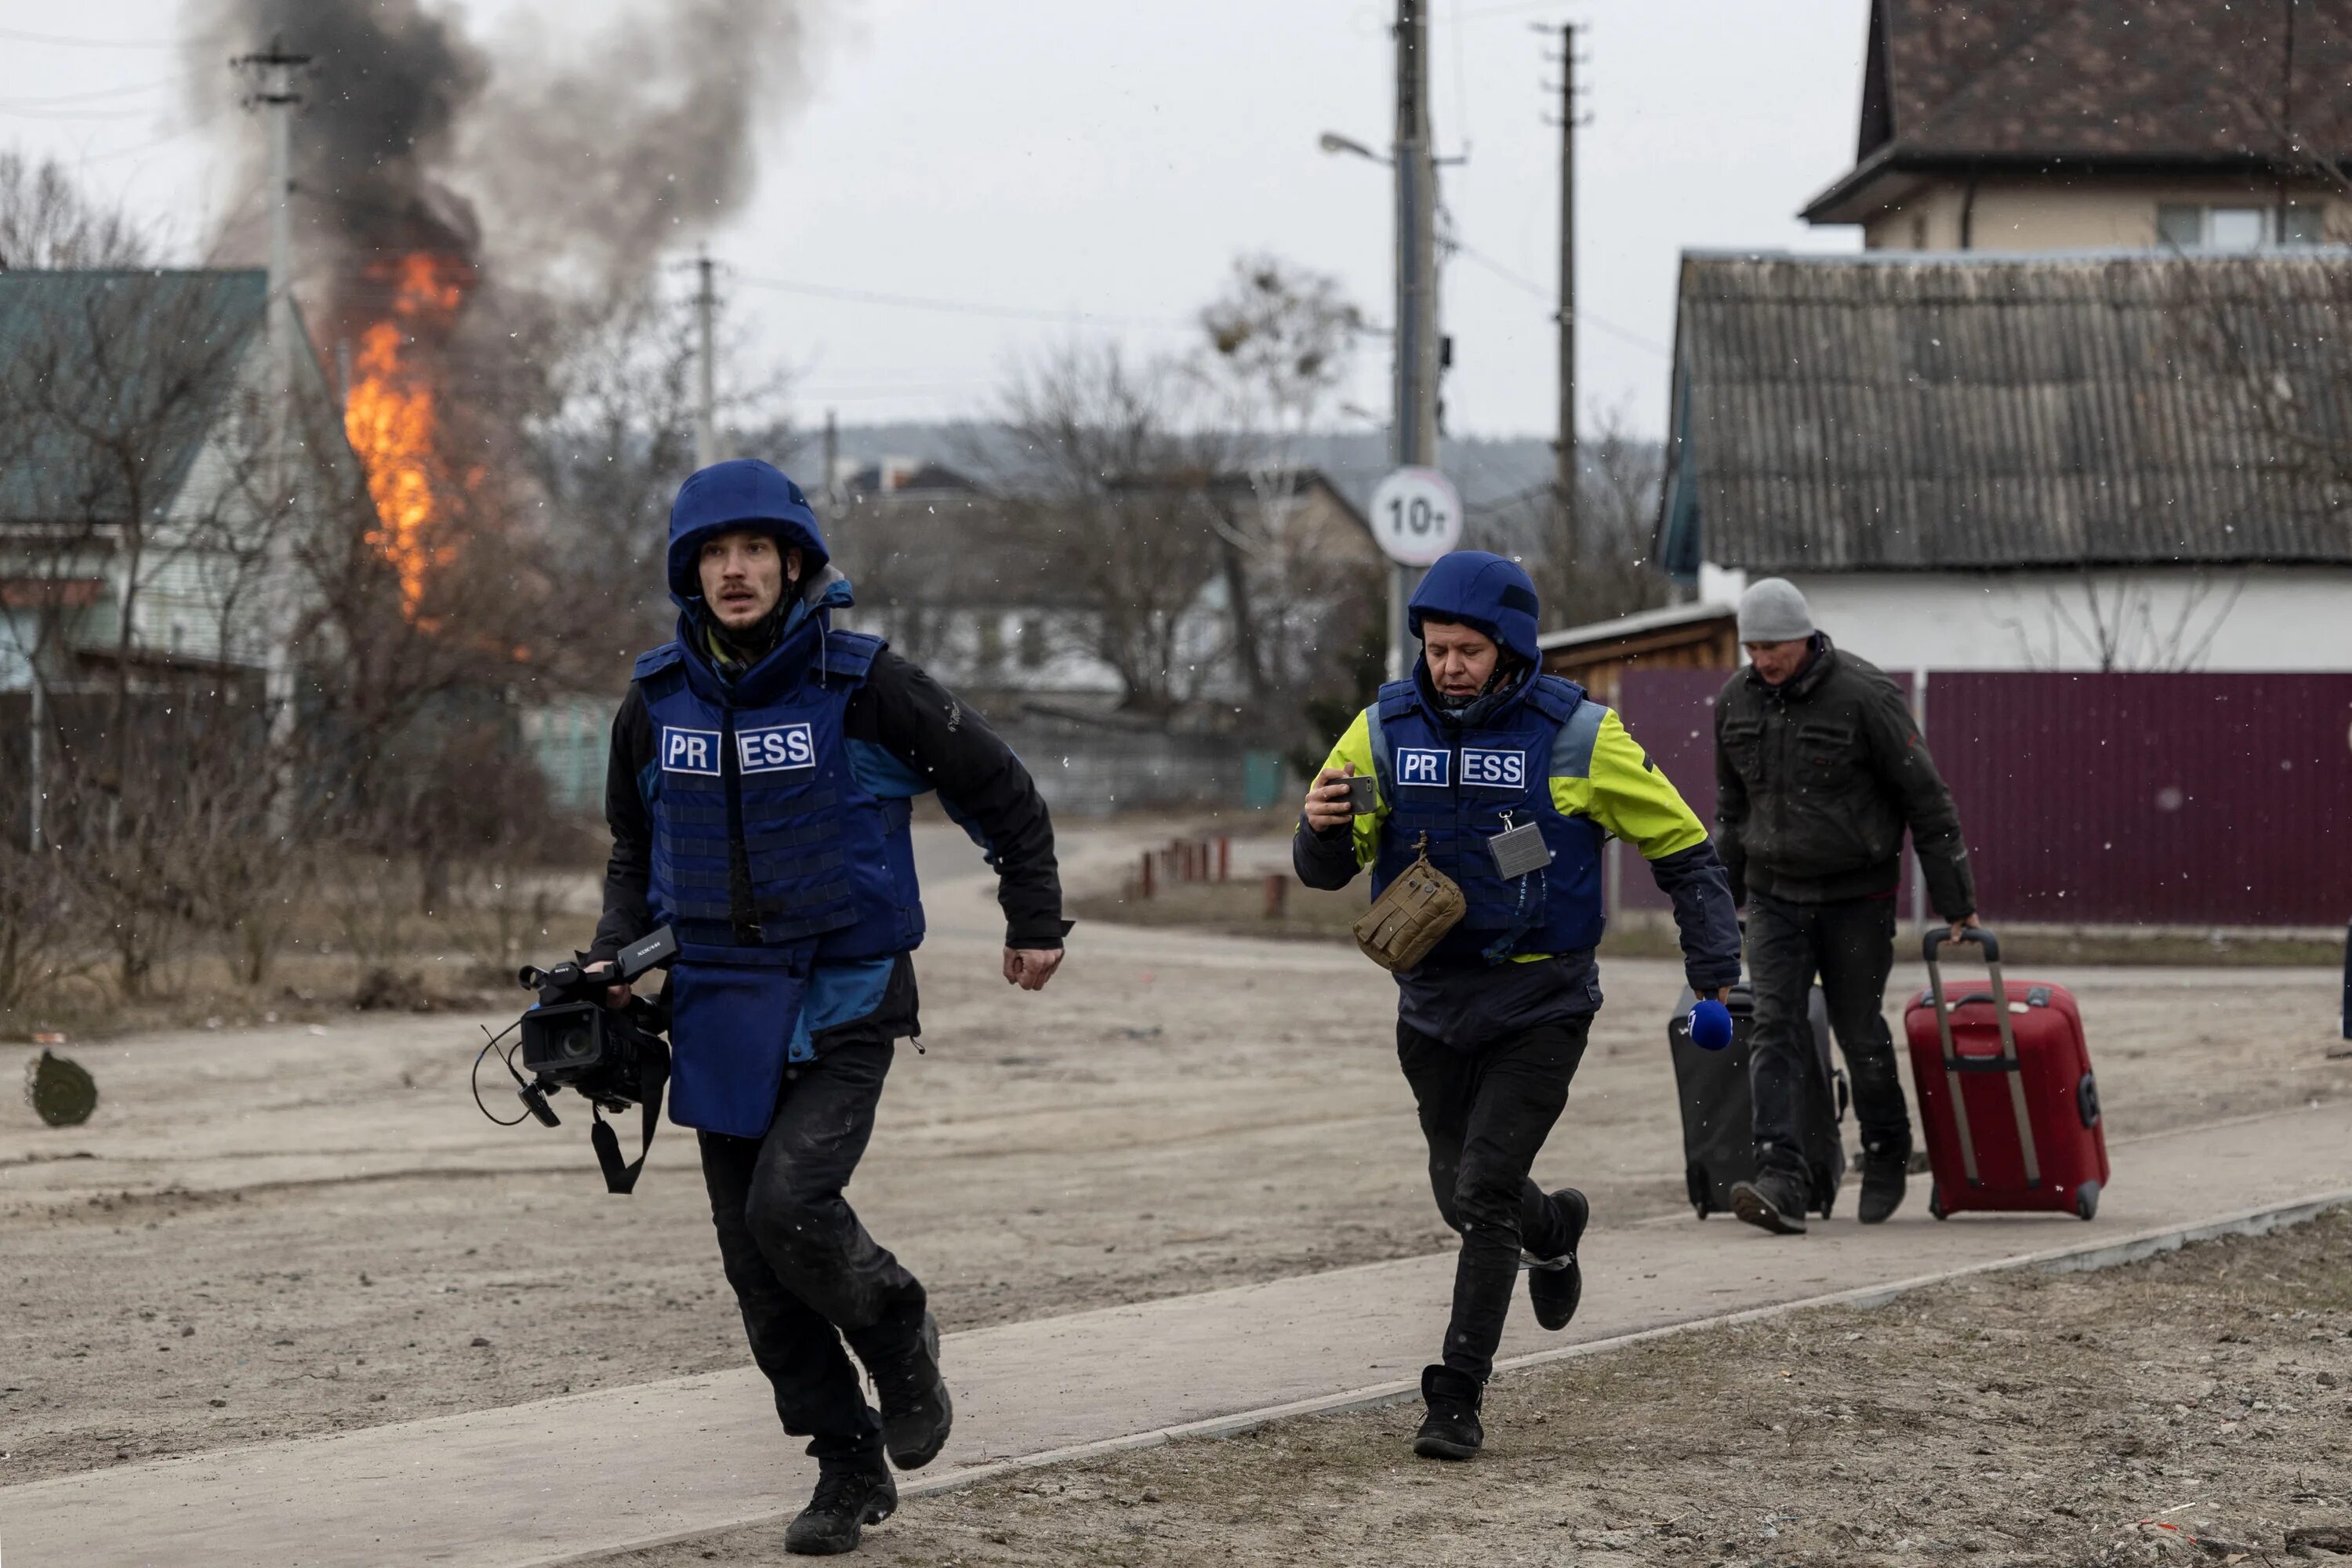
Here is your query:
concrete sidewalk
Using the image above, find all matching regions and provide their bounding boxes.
[6,1101,2350,1568]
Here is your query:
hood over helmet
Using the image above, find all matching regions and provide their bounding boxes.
[1407,550,1541,667]
[666,458,830,610]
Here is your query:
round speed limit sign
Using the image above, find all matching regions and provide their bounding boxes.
[1369,466,1463,566]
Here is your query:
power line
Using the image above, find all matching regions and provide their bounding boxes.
[1446,238,1669,358]
[0,23,232,49]
[0,75,178,108]
[67,109,226,168]
[0,103,164,122]
[1451,0,1568,24]
[731,272,1198,332]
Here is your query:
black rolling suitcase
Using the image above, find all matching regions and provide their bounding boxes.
[1668,983,1847,1219]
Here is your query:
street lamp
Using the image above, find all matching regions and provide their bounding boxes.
[1317,130,1390,166]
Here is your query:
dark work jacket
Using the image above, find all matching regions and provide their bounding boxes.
[1712,634,1976,920]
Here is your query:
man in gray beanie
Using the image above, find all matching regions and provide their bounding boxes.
[1713,578,1978,1233]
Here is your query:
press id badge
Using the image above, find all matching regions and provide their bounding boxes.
[1488,811,1552,879]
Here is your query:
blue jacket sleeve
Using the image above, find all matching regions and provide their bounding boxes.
[1645,839,1744,993]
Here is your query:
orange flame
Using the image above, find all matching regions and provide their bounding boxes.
[344,254,470,610]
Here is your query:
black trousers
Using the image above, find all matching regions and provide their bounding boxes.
[1397,1017,1590,1382]
[1747,891,1910,1175]
[698,1039,926,1465]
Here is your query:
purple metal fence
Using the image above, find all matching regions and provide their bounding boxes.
[1612,668,2352,928]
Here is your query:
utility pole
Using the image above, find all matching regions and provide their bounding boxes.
[1389,0,1442,681]
[232,38,310,486]
[1554,22,1579,566]
[822,407,840,508]
[25,675,42,852]
[232,37,310,802]
[694,249,720,469]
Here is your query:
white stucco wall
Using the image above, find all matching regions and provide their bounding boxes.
[1753,566,2352,673]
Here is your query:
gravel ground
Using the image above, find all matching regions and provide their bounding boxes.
[622,1208,2352,1568]
[4,822,2347,1497]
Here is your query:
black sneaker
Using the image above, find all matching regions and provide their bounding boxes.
[1412,1364,1484,1461]
[869,1309,953,1471]
[1858,1147,1909,1225]
[1526,1187,1589,1331]
[1730,1168,1810,1235]
[784,1463,897,1556]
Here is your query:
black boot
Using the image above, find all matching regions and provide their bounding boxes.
[1730,1167,1809,1235]
[1413,1364,1485,1461]
[864,1308,953,1471]
[1858,1140,1909,1225]
[1526,1187,1588,1331]
[784,1462,897,1556]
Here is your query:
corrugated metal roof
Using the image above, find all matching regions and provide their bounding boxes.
[1659,250,2352,573]
[0,269,267,528]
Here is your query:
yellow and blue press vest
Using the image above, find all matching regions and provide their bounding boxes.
[1319,673,1712,964]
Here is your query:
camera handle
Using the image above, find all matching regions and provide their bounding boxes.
[586,1034,670,1195]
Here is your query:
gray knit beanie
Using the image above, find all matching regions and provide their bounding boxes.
[1737,577,1815,643]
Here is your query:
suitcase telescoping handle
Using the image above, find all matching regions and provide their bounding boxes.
[1921,925,2042,1192]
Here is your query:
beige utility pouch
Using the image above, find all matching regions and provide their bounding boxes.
[1352,833,1466,973]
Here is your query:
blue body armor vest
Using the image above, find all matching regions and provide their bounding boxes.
[633,615,925,1135]
[1367,673,1609,964]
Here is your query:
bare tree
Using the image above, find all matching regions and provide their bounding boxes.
[0,150,154,270]
[982,342,1225,717]
[1480,400,1669,632]
[1191,254,1365,706]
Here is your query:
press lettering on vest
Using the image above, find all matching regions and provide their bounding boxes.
[1461,749,1527,789]
[662,726,720,776]
[1396,748,1451,788]
[738,722,818,775]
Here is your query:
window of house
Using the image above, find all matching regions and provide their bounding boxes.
[2156,202,2324,250]
[975,613,1004,669]
[2155,204,2203,247]
[2208,207,2267,250]
[1018,615,1047,668]
[1908,214,1929,249]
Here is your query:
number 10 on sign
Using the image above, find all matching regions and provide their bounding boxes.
[1370,466,1463,566]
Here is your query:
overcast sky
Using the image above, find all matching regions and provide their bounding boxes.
[2,0,1868,440]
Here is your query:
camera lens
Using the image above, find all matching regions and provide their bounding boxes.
[561,1024,593,1060]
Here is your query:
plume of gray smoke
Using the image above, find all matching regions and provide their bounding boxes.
[188,0,818,307]
[459,0,815,298]
[188,0,485,319]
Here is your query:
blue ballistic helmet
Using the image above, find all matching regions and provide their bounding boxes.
[666,459,829,609]
[1406,550,1541,666]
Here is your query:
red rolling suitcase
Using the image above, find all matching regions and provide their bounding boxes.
[1904,927,2108,1221]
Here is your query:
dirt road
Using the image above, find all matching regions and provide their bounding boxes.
[635,1209,2352,1568]
[4,822,2345,1487]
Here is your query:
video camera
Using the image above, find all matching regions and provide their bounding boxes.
[514,926,677,1125]
[483,926,677,1194]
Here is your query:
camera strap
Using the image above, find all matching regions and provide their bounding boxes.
[588,1037,670,1196]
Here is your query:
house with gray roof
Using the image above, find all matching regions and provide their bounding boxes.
[1807,0,2352,253]
[0,267,355,698]
[1655,249,2352,672]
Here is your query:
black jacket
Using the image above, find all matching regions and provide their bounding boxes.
[1713,634,1975,920]
[590,648,1067,962]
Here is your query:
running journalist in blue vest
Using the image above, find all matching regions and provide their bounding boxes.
[1294,550,1742,1464]
[582,459,1069,1556]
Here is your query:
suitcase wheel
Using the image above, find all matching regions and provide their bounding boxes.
[1686,1163,1711,1216]
[2074,1181,2100,1222]
[1928,1185,1948,1221]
